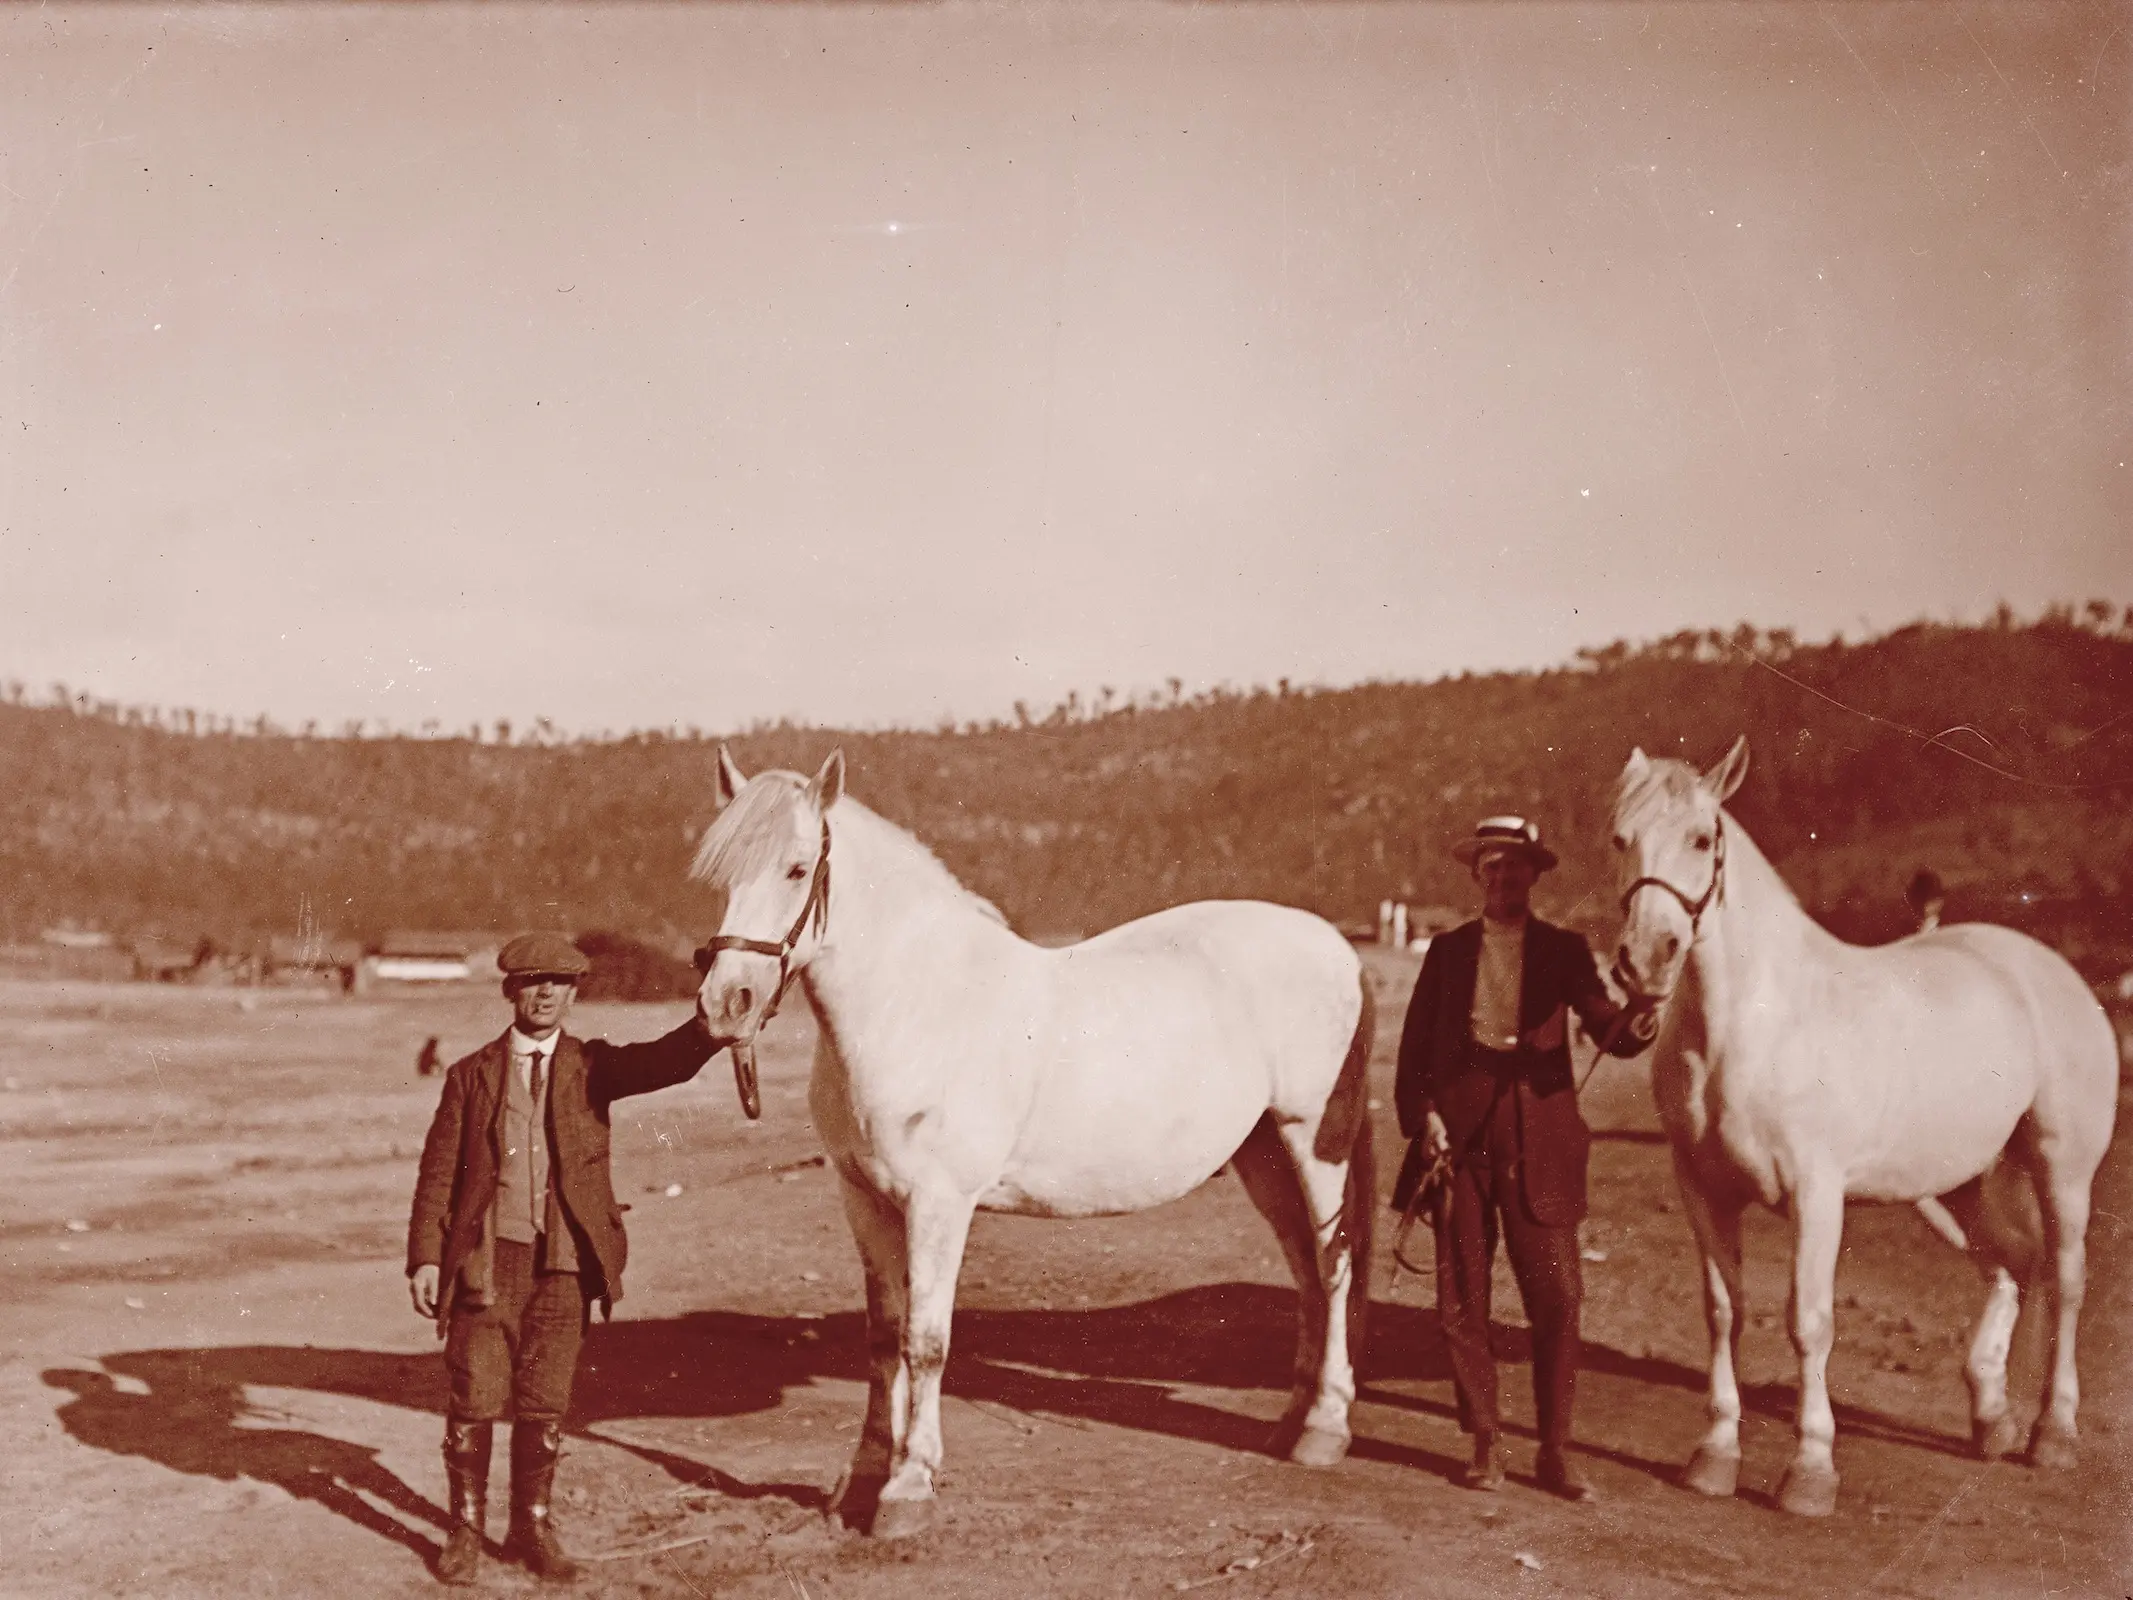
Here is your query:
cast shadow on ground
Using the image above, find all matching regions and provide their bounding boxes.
[44,1281,1972,1558]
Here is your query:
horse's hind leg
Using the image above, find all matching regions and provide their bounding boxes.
[1673,1155,1746,1498]
[1278,1116,1367,1465]
[1966,1267,2024,1459]
[830,1171,909,1531]
[1957,1158,2036,1460]
[1232,1115,1360,1466]
[2027,1150,2095,1469]
[1231,1117,1333,1459]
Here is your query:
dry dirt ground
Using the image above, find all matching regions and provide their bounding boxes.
[4,949,2129,1599]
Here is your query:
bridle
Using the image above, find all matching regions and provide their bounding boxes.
[1619,813,1727,937]
[692,815,831,1025]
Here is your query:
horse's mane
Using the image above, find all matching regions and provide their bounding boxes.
[691,772,810,886]
[690,773,1009,929]
[1611,754,1705,830]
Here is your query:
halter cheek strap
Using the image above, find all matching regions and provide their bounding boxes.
[693,816,831,1023]
[1620,815,1727,935]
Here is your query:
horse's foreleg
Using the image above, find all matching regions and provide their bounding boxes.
[831,1172,908,1528]
[2029,1167,2091,1469]
[874,1189,975,1537]
[1673,1157,1745,1498]
[1778,1178,1845,1516]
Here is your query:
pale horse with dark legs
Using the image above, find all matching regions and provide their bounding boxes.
[1608,738,2118,1516]
[687,748,1377,1537]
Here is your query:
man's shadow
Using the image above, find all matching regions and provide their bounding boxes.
[43,1366,449,1564]
[45,1282,1972,1556]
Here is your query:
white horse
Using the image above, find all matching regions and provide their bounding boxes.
[1609,737,2119,1516]
[688,748,1377,1536]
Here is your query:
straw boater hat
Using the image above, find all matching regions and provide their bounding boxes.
[496,931,592,981]
[1450,815,1559,873]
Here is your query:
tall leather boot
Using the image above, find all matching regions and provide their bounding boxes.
[504,1419,580,1581]
[436,1419,492,1585]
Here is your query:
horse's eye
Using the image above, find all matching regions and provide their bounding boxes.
[1610,834,1628,853]
[1693,833,1713,852]
[787,863,809,881]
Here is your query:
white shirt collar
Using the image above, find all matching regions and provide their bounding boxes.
[508,1027,559,1059]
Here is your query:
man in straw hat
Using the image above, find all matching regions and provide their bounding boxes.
[406,932,730,1584]
[1394,817,1658,1500]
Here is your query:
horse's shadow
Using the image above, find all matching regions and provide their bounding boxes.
[43,1282,1971,1557]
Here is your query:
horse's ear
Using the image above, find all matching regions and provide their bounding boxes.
[1703,736,1750,802]
[716,744,748,808]
[1625,746,1650,775]
[809,748,845,812]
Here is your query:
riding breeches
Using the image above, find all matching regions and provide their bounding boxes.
[443,1238,590,1423]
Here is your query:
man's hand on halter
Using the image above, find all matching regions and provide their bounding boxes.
[409,1264,442,1320]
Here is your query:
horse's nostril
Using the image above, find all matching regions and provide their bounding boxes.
[729,985,755,1019]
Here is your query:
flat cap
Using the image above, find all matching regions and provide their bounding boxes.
[497,931,591,980]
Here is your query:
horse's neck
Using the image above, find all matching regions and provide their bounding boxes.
[1686,816,1811,1063]
[802,805,1011,1040]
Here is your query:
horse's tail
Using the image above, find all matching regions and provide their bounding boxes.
[1340,971,1378,1367]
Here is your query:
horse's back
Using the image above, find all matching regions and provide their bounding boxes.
[1063,900,1361,1083]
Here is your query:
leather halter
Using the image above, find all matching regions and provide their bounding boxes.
[693,815,831,1023]
[1620,813,1727,935]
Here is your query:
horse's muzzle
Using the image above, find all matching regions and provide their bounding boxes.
[1611,951,1672,1007]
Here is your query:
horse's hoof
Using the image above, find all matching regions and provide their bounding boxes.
[869,1497,936,1540]
[2027,1421,2078,1471]
[1973,1413,2022,1461]
[1777,1462,1840,1517]
[1681,1445,1741,1498]
[1288,1426,1351,1469]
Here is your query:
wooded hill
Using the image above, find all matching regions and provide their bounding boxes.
[4,609,2130,978]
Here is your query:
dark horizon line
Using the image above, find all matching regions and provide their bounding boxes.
[4,599,2127,747]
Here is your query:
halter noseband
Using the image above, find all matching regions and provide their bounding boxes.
[1620,813,1727,935]
[693,815,831,1023]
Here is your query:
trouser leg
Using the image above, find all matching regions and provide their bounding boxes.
[1500,1199,1584,1453]
[1434,1161,1502,1441]
[505,1264,589,1581]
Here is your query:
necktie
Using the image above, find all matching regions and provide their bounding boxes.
[527,1048,546,1109]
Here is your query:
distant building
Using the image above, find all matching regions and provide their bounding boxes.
[131,939,202,983]
[41,927,114,949]
[266,934,366,990]
[367,932,479,983]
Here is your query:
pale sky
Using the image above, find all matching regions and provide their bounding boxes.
[2,3,2126,735]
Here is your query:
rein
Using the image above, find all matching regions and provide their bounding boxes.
[693,815,832,1025]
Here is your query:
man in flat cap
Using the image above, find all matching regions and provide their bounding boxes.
[406,932,727,1584]
[1394,817,1657,1501]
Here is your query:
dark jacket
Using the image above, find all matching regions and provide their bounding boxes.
[1393,916,1645,1225]
[407,1018,715,1333]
